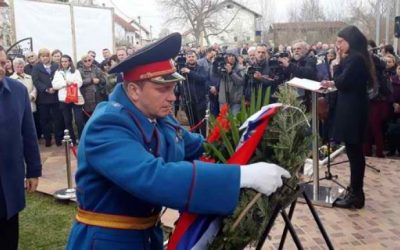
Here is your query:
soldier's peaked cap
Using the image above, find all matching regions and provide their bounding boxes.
[109,32,184,83]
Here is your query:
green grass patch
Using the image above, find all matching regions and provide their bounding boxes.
[19,192,76,250]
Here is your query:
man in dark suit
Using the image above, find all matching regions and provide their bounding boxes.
[0,45,42,250]
[32,48,64,147]
[180,51,208,136]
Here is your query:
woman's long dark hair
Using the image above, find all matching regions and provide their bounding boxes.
[337,25,376,89]
[59,54,76,73]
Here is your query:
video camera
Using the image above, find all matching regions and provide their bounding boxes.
[273,51,290,58]
[266,55,287,79]
[212,52,227,75]
[175,52,187,70]
[247,65,262,77]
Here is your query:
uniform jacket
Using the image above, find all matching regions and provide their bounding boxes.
[333,53,369,144]
[31,62,59,104]
[67,83,240,250]
[52,68,84,105]
[10,72,37,112]
[0,77,42,219]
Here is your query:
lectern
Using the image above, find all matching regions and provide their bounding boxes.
[287,78,343,206]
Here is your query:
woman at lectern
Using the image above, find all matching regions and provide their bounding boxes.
[321,25,376,209]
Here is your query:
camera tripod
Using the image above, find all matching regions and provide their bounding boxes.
[255,184,334,250]
[179,72,196,128]
[330,156,380,173]
[303,123,347,190]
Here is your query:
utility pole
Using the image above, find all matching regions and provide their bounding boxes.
[395,0,400,53]
[150,25,152,41]
[385,4,390,44]
[376,0,381,44]
[138,16,142,46]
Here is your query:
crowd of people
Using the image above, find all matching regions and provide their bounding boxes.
[3,30,399,161]
[176,36,400,157]
[2,24,400,249]
[4,46,133,146]
[171,28,400,209]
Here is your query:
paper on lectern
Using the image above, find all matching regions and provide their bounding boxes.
[287,77,323,91]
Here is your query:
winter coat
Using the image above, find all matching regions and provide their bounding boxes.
[52,68,84,105]
[10,72,37,112]
[333,53,369,144]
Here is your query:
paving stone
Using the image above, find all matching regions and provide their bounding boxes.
[36,145,400,249]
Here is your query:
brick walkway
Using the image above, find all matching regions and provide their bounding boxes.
[37,141,400,249]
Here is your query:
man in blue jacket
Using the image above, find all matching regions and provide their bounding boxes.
[0,46,42,250]
[67,33,290,249]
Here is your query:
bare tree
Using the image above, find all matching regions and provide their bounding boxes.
[158,28,171,38]
[257,0,276,43]
[288,0,326,22]
[157,0,242,45]
[324,0,348,21]
[347,0,395,41]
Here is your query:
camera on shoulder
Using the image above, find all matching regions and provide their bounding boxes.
[247,65,262,76]
[274,52,290,58]
[175,52,187,70]
[213,52,227,74]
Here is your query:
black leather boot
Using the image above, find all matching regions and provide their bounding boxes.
[334,190,365,209]
[335,186,351,202]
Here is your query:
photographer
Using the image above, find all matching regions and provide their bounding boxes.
[244,44,286,103]
[278,41,317,109]
[180,51,208,136]
[217,53,245,114]
[197,48,219,116]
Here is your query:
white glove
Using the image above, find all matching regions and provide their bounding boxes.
[240,162,291,196]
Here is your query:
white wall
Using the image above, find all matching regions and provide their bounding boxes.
[114,24,138,46]
[114,23,126,41]
[14,0,73,55]
[230,11,256,43]
[13,0,113,62]
[208,5,257,46]
[73,5,113,60]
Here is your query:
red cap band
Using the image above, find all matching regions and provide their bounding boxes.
[123,60,176,82]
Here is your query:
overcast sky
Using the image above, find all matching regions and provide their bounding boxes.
[95,0,350,38]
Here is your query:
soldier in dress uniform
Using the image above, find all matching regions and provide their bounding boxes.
[66,33,290,250]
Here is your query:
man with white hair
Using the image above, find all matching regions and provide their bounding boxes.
[24,52,38,75]
[10,58,37,114]
[278,40,317,109]
[246,46,256,65]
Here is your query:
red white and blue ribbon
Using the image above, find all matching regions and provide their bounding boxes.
[167,104,282,250]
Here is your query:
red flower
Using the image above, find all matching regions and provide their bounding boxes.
[219,103,229,115]
[207,126,220,143]
[199,155,216,163]
[207,104,231,143]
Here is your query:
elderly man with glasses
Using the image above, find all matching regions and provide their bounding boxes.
[79,54,106,120]
[24,52,38,75]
